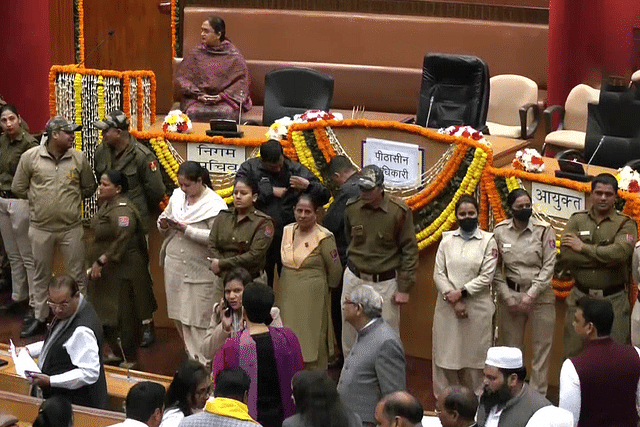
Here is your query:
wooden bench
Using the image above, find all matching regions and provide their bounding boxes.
[0,390,125,427]
[0,344,172,413]
[174,7,548,123]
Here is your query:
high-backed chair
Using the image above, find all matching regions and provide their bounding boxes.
[416,53,490,131]
[486,74,540,139]
[583,96,640,168]
[262,67,334,126]
[542,84,600,155]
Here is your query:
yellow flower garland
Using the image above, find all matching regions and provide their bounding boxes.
[74,74,83,150]
[97,76,104,143]
[291,131,322,180]
[149,138,179,185]
[416,148,488,249]
[505,176,520,193]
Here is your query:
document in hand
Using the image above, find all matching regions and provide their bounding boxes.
[9,339,40,378]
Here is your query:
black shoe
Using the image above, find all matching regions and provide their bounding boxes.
[21,319,46,338]
[140,322,156,348]
[23,308,35,325]
[0,299,28,315]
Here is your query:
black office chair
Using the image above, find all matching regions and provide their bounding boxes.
[262,67,334,126]
[584,99,640,169]
[416,53,490,132]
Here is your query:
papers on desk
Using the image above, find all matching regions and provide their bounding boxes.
[422,415,442,427]
[9,340,40,378]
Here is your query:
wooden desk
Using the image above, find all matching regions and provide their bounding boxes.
[146,119,528,169]
[0,390,125,427]
[0,344,172,413]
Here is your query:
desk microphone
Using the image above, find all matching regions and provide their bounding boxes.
[76,29,115,68]
[586,136,606,176]
[238,90,244,125]
[424,95,434,128]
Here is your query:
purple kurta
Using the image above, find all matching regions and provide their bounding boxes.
[212,326,304,420]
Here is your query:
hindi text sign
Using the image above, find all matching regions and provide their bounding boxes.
[531,182,586,219]
[363,138,420,187]
[187,143,246,174]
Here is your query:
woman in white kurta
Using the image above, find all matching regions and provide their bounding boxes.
[432,194,498,398]
[158,161,227,364]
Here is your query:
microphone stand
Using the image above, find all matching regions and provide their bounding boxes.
[76,30,115,68]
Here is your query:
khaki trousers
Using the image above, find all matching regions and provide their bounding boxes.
[498,298,555,395]
[174,320,209,366]
[0,198,34,304]
[432,364,484,399]
[564,286,630,358]
[29,225,85,322]
[341,267,399,356]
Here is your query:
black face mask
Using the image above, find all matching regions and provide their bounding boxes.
[458,217,478,233]
[512,208,533,222]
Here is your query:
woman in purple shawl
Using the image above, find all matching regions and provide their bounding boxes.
[212,282,304,427]
[177,16,252,122]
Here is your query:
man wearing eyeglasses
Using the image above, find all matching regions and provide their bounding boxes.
[22,275,108,409]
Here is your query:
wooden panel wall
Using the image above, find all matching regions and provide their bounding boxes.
[186,0,549,24]
[49,0,76,65]
[80,0,174,112]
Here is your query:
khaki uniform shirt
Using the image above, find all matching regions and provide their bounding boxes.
[493,217,557,302]
[94,135,165,232]
[12,144,97,231]
[0,129,38,191]
[208,207,274,277]
[345,193,418,292]
[557,208,637,289]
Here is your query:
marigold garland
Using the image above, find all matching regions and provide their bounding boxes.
[136,76,144,131]
[77,0,85,66]
[171,0,177,57]
[97,76,105,143]
[149,138,179,185]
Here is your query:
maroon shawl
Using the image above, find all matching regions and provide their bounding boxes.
[177,40,252,121]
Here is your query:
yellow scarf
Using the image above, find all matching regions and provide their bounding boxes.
[204,397,259,424]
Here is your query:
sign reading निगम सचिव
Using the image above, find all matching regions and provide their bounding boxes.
[363,138,420,187]
[187,143,246,174]
[531,182,586,219]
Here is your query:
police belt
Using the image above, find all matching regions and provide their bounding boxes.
[506,278,526,292]
[574,281,625,297]
[347,260,396,283]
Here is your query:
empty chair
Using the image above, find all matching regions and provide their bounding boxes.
[542,84,600,155]
[486,74,540,139]
[262,67,334,126]
[416,53,490,131]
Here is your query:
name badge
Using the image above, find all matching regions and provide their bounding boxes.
[502,244,512,248]
[579,230,590,236]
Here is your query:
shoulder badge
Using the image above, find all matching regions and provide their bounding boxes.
[264,224,274,238]
[491,247,498,258]
[627,234,636,245]
[330,248,339,262]
[118,216,130,227]
[548,238,557,249]
[149,160,158,172]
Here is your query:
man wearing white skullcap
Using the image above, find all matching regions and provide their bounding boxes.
[477,346,550,427]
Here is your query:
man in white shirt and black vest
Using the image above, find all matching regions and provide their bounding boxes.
[25,275,108,409]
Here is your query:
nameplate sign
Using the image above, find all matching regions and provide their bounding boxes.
[363,138,420,187]
[531,182,585,219]
[187,143,246,174]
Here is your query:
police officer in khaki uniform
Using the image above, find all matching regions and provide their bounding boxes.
[94,110,165,347]
[493,188,556,395]
[208,175,274,282]
[341,164,419,355]
[557,173,637,358]
[12,116,97,337]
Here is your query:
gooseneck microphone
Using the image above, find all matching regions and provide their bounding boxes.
[76,29,115,68]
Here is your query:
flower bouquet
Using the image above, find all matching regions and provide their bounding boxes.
[617,166,640,192]
[266,110,344,140]
[437,125,490,146]
[512,148,545,173]
[162,110,192,133]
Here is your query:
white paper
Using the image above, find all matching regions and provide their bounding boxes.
[9,339,40,378]
[422,415,442,427]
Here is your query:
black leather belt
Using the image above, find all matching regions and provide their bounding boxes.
[574,282,625,297]
[0,190,17,199]
[506,278,522,292]
[347,261,396,283]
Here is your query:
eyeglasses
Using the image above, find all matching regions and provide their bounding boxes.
[46,300,71,310]
[343,299,360,307]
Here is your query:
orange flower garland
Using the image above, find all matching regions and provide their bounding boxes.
[48,68,58,116]
[170,0,177,57]
[136,76,144,130]
[130,130,265,147]
[122,74,131,117]
[77,0,85,66]
[313,128,336,162]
